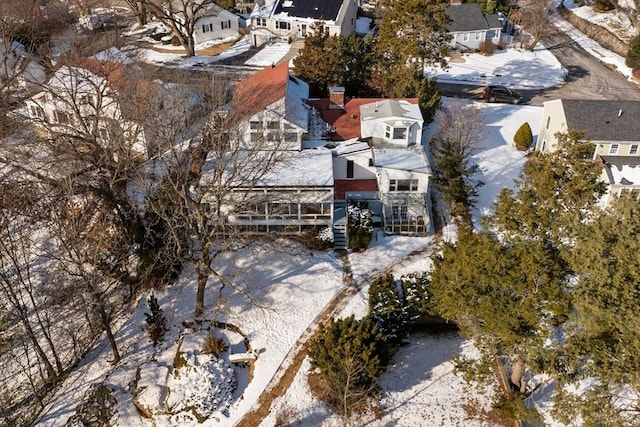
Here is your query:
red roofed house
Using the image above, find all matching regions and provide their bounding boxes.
[230,61,310,151]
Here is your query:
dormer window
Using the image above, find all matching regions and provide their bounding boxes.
[79,94,93,105]
[610,144,619,154]
[385,125,408,141]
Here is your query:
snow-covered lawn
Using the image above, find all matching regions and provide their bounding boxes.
[427,47,567,90]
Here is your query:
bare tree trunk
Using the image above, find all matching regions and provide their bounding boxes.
[91,287,121,364]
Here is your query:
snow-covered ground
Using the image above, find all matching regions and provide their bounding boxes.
[552,2,637,81]
[427,47,567,90]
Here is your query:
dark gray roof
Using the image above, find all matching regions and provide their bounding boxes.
[445,4,499,32]
[562,100,640,142]
[273,0,342,20]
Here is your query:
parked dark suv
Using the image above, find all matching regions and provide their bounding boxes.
[482,85,522,104]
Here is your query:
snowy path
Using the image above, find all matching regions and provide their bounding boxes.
[237,240,436,427]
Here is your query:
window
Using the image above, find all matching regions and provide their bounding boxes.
[631,144,638,155]
[276,21,291,30]
[255,18,267,27]
[284,132,298,142]
[385,125,391,139]
[202,23,214,33]
[266,121,279,129]
[392,204,408,219]
[347,160,354,178]
[475,32,482,41]
[389,179,418,192]
[79,94,93,105]
[463,33,469,42]
[54,110,71,125]
[393,127,407,140]
[610,144,619,154]
[29,105,44,119]
[545,116,551,129]
[98,127,109,140]
[249,121,263,130]
[221,20,231,30]
[250,132,262,142]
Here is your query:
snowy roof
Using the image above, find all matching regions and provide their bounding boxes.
[91,47,133,64]
[200,149,334,188]
[284,74,309,129]
[360,99,423,124]
[250,0,277,18]
[334,140,370,156]
[602,156,640,187]
[374,147,432,174]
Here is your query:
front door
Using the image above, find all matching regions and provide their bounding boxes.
[301,24,307,37]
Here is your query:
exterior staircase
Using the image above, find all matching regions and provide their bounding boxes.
[333,200,348,251]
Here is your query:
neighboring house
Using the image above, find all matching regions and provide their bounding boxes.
[307,87,433,237]
[445,2,503,51]
[24,51,174,159]
[166,0,239,45]
[249,0,357,46]
[0,41,47,93]
[535,99,640,205]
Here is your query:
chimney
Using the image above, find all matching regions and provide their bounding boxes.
[329,86,345,110]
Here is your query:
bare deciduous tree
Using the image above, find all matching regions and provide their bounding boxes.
[143,0,220,57]
[518,0,553,51]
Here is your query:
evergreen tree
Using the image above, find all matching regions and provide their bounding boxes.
[400,272,433,320]
[145,294,167,346]
[552,195,640,425]
[308,315,388,418]
[626,34,640,71]
[487,129,605,246]
[513,122,533,150]
[372,0,450,97]
[293,28,372,97]
[369,274,407,343]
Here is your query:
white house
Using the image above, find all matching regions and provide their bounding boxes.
[445,2,503,51]
[307,89,433,236]
[230,61,309,151]
[199,149,334,234]
[0,41,47,93]
[166,0,239,45]
[535,99,640,205]
[192,5,239,44]
[249,0,357,46]
[24,53,168,159]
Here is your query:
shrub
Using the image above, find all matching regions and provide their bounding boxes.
[202,333,227,355]
[626,34,640,71]
[145,294,167,346]
[308,315,389,415]
[347,202,373,250]
[592,0,615,11]
[66,384,117,427]
[369,274,408,344]
[479,40,494,55]
[513,122,533,150]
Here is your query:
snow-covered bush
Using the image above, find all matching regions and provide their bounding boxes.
[66,384,117,427]
[347,202,373,250]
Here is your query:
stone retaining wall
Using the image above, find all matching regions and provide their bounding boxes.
[558,5,630,58]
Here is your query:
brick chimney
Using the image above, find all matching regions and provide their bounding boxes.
[329,86,345,110]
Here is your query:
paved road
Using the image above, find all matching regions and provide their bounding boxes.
[438,23,640,106]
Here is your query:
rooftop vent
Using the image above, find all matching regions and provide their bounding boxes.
[618,109,624,117]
